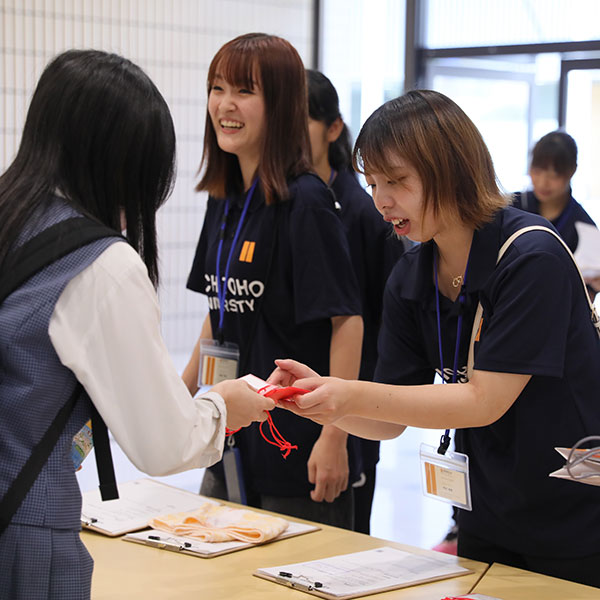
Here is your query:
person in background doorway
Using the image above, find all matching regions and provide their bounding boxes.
[0,49,274,600]
[183,34,363,529]
[513,130,600,294]
[306,69,405,534]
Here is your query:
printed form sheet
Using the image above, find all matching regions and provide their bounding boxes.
[255,545,472,598]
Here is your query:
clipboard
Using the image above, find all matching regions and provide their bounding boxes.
[81,478,220,536]
[254,546,473,599]
[123,519,320,558]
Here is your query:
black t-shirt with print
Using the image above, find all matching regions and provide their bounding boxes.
[188,173,362,497]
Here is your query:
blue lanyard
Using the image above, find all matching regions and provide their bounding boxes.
[553,196,575,234]
[433,248,469,455]
[215,179,258,340]
[327,168,337,186]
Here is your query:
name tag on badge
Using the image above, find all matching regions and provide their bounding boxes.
[419,443,472,511]
[198,340,240,387]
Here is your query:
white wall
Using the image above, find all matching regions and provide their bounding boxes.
[0,0,314,364]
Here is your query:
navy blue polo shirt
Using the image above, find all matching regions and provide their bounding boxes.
[332,169,405,471]
[513,190,596,252]
[187,173,362,497]
[376,206,600,558]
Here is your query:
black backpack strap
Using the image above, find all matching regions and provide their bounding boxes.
[0,217,120,306]
[90,403,119,501]
[0,383,83,536]
[0,217,122,536]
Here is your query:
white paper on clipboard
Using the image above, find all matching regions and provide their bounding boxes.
[254,546,473,599]
[81,478,219,536]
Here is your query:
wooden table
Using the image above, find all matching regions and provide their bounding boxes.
[82,522,486,599]
[470,562,600,599]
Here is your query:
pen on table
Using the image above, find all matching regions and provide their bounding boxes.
[277,572,323,590]
[81,514,97,525]
[147,535,192,548]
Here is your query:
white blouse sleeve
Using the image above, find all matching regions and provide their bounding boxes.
[49,242,226,476]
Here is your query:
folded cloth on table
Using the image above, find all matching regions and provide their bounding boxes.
[149,502,289,543]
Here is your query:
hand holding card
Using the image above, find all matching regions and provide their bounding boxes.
[240,374,309,403]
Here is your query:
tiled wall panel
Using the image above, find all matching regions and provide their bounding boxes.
[1,0,313,360]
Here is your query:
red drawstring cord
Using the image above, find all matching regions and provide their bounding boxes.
[259,413,298,458]
[223,385,298,458]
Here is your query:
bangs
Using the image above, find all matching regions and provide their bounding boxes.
[208,44,258,90]
[353,115,400,180]
[530,155,556,172]
[531,151,568,175]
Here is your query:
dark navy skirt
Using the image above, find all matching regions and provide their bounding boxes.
[0,523,93,599]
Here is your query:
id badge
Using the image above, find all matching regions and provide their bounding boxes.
[198,340,239,387]
[419,443,472,511]
[222,440,247,505]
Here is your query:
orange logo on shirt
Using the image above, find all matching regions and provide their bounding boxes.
[239,241,256,263]
[474,318,483,342]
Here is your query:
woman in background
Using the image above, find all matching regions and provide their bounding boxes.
[183,34,363,528]
[272,90,600,587]
[306,69,404,534]
[513,130,600,294]
[0,49,273,600]
[513,130,594,252]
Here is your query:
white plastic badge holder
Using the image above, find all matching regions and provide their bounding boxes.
[419,443,472,511]
[198,340,240,387]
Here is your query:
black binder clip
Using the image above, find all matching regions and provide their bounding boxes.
[437,432,451,455]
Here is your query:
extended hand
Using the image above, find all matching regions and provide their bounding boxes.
[278,376,352,425]
[267,358,319,387]
[212,379,275,430]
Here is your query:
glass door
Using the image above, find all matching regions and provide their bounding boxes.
[561,60,600,225]
[425,58,536,193]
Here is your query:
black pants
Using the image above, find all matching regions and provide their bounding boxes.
[458,529,600,588]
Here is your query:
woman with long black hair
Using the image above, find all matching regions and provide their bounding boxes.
[0,49,273,599]
[306,69,404,534]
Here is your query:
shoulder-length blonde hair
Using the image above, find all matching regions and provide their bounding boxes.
[197,33,311,205]
[353,90,507,228]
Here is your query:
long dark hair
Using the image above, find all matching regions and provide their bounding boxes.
[306,69,353,172]
[0,49,176,285]
[198,33,311,205]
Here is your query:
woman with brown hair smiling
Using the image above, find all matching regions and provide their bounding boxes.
[183,33,363,528]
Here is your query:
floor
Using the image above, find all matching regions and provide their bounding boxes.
[76,424,453,550]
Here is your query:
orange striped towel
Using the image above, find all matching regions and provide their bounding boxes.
[149,503,289,543]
